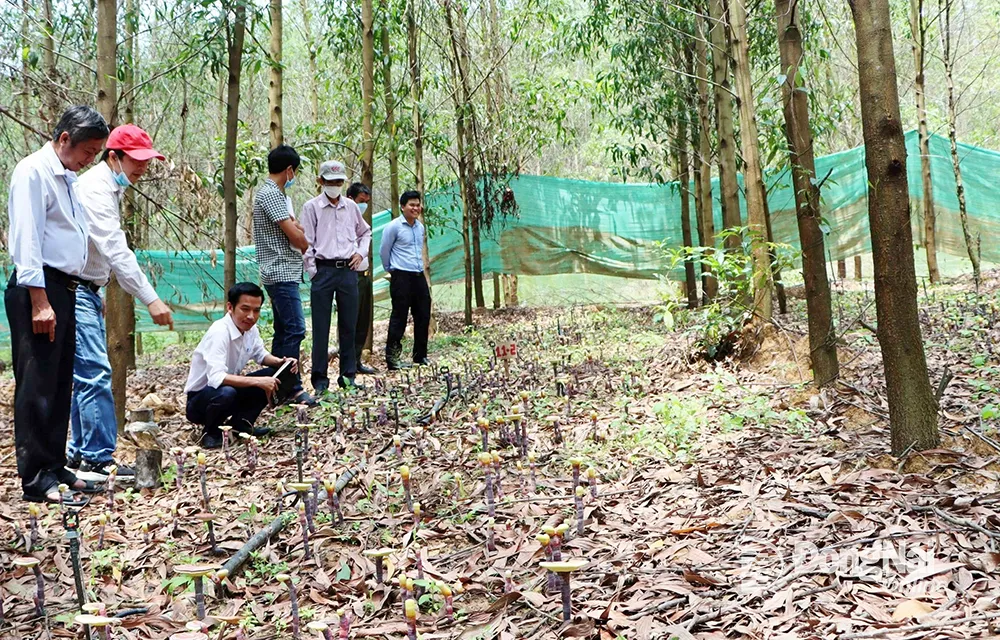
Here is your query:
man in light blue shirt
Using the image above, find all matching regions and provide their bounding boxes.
[379,190,430,370]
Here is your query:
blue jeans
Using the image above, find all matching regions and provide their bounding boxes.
[264,282,305,395]
[68,288,117,464]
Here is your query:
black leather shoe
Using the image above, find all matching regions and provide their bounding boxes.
[357,362,377,375]
[338,376,366,391]
[387,360,412,371]
[202,433,223,449]
[413,357,431,366]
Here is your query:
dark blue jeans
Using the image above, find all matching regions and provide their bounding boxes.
[264,282,305,395]
[310,266,359,387]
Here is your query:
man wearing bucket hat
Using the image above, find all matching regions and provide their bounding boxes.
[301,160,371,392]
[67,123,173,482]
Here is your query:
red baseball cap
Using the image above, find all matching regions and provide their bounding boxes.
[106,124,165,162]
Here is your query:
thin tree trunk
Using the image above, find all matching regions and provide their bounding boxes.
[910,0,939,283]
[695,11,717,301]
[19,0,32,151]
[678,121,698,310]
[407,0,435,333]
[849,0,939,454]
[380,0,400,218]
[729,0,773,323]
[763,194,787,314]
[838,259,847,280]
[707,0,741,247]
[776,0,839,387]
[300,0,320,124]
[492,273,501,308]
[96,0,116,126]
[268,0,283,149]
[360,0,376,351]
[854,255,862,280]
[444,0,473,326]
[42,0,59,126]
[223,0,247,294]
[939,0,979,286]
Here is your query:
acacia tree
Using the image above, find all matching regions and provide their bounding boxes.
[360,0,376,351]
[849,0,939,454]
[708,0,741,248]
[939,0,980,286]
[380,0,401,218]
[775,0,838,387]
[268,0,283,148]
[222,0,247,293]
[910,0,938,283]
[694,11,717,300]
[729,0,773,323]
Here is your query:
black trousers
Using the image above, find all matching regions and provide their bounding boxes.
[386,271,431,363]
[185,369,272,437]
[311,266,359,386]
[5,269,77,494]
[355,269,373,365]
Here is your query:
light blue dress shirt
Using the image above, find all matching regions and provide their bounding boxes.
[380,215,425,273]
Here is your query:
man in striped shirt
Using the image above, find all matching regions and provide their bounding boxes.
[69,124,172,482]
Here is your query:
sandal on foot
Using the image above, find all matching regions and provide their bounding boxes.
[54,468,104,494]
[22,477,87,506]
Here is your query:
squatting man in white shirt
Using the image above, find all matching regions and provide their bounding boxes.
[183,282,299,449]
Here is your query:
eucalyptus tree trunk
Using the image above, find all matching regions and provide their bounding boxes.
[678,120,698,310]
[268,0,284,148]
[694,12,717,301]
[223,0,247,294]
[849,0,939,455]
[707,0,741,248]
[910,0,938,283]
[360,0,376,350]
[96,0,116,126]
[444,0,474,325]
[939,0,979,286]
[776,0,838,386]
[19,0,32,151]
[729,0,773,323]
[42,0,59,126]
[380,0,400,218]
[407,0,434,332]
[300,0,320,124]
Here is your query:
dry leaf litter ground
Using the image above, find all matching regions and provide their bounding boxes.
[0,271,999,640]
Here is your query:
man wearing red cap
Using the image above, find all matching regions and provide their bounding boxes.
[68,124,173,482]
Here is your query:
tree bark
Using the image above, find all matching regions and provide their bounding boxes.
[268,0,284,149]
[380,0,400,218]
[96,0,116,126]
[223,0,247,294]
[849,0,939,454]
[939,0,979,286]
[360,0,376,351]
[678,120,698,310]
[694,12,717,300]
[729,0,773,323]
[776,0,839,387]
[854,255,862,280]
[838,259,847,280]
[707,0,741,247]
[407,0,435,333]
[910,0,938,283]
[300,0,320,124]
[444,0,474,326]
[19,0,32,151]
[41,0,59,126]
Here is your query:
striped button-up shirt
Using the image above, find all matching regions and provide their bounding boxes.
[7,142,89,287]
[75,162,159,305]
[301,194,371,277]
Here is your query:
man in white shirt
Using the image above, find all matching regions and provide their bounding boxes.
[69,124,173,482]
[5,106,109,503]
[183,282,298,449]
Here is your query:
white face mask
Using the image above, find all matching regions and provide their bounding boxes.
[324,185,342,199]
[357,202,369,214]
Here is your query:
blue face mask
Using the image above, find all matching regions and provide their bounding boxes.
[110,154,132,188]
[285,170,296,189]
[357,202,369,214]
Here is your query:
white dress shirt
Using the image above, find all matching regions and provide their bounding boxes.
[7,142,89,287]
[183,314,271,393]
[75,162,159,305]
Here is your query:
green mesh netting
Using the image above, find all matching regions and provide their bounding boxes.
[0,130,993,339]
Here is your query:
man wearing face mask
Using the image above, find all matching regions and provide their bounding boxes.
[68,124,172,482]
[301,161,371,392]
[345,182,377,376]
[252,145,316,406]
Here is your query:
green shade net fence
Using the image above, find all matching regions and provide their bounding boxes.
[0,130,994,340]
